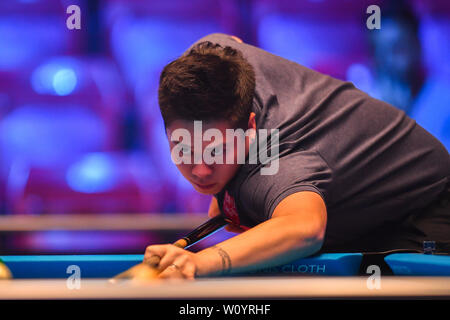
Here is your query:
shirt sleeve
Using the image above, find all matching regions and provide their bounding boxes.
[239,149,333,223]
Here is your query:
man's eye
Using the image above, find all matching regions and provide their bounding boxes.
[180,146,192,156]
[211,147,225,157]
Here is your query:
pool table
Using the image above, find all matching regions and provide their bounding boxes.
[1,251,449,299]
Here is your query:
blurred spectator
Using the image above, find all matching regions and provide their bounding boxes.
[352,1,450,151]
[367,1,425,115]
[409,5,450,152]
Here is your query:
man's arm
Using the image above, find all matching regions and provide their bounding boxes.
[195,191,327,276]
[146,191,327,279]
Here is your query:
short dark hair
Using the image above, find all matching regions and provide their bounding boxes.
[158,41,255,129]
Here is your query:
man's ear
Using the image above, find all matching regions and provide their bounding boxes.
[248,112,256,131]
[230,35,243,43]
[247,112,257,143]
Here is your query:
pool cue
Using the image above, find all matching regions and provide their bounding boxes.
[110,214,228,281]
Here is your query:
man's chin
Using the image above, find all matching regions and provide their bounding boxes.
[192,183,221,195]
[196,189,216,195]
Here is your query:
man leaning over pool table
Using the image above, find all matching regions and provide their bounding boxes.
[142,33,450,280]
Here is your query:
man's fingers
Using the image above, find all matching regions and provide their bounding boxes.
[130,263,159,280]
[114,244,196,281]
[110,263,158,282]
[112,244,195,282]
[144,244,170,266]
[157,250,183,272]
[158,266,183,280]
[144,244,186,271]
[157,259,195,280]
[145,245,167,258]
[158,260,186,279]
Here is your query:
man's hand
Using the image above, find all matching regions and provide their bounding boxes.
[144,244,199,280]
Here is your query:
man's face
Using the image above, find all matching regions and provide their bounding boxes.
[166,117,255,195]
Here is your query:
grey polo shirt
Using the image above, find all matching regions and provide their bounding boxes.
[185,33,450,248]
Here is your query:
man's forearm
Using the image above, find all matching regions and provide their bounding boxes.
[194,214,324,276]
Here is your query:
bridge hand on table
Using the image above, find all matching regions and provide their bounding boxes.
[109,240,194,283]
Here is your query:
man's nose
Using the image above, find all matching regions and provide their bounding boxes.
[191,163,213,178]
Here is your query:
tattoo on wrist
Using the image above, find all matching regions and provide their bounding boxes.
[211,246,232,275]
